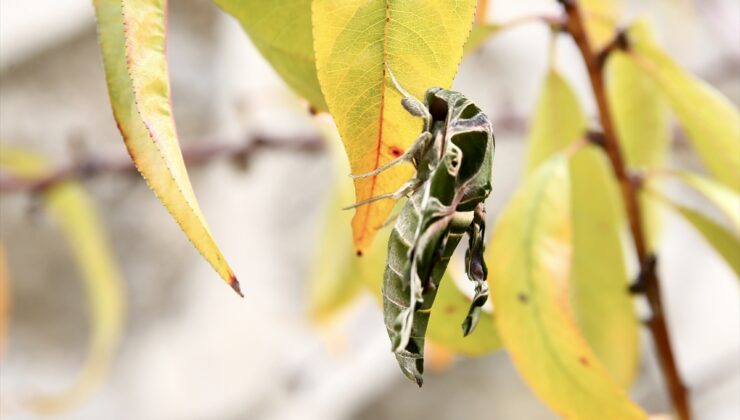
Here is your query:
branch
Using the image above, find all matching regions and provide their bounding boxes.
[559,1,691,419]
[0,134,325,193]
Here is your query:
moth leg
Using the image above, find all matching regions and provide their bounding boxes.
[386,64,432,126]
[350,131,431,179]
[461,203,489,336]
[342,179,421,210]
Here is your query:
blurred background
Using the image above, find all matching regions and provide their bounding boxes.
[0,0,738,419]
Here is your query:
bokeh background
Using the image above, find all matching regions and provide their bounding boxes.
[0,0,738,419]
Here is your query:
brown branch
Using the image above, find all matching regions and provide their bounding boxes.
[559,1,691,419]
[0,134,325,193]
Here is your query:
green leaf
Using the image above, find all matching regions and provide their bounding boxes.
[313,0,477,252]
[524,71,587,175]
[213,0,327,111]
[0,149,125,415]
[93,0,240,294]
[630,29,740,191]
[487,156,645,419]
[525,72,638,386]
[607,23,670,251]
[569,147,639,388]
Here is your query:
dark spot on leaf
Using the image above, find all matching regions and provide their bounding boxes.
[517,293,528,303]
[579,356,590,367]
[356,250,363,257]
[390,146,403,157]
[444,304,456,314]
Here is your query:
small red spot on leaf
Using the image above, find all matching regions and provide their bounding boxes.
[389,146,403,158]
[356,250,363,257]
[444,305,457,314]
[579,356,590,367]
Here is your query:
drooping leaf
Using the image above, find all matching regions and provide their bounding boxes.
[646,191,740,278]
[630,29,740,191]
[487,156,645,419]
[213,0,326,110]
[524,72,639,386]
[569,147,639,388]
[607,22,670,250]
[313,0,477,253]
[0,149,125,415]
[0,243,8,357]
[665,171,740,231]
[524,71,587,174]
[93,0,240,294]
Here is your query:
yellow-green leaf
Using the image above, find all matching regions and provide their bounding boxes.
[667,171,740,231]
[647,191,740,278]
[524,71,587,174]
[0,149,125,415]
[525,72,638,386]
[93,0,240,294]
[630,33,740,191]
[581,0,619,50]
[425,275,501,356]
[313,0,477,253]
[607,21,670,250]
[487,156,645,419]
[213,0,326,110]
[570,147,639,388]
[463,23,500,55]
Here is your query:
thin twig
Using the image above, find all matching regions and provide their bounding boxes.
[559,1,691,419]
[0,135,325,193]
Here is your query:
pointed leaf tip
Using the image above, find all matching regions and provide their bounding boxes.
[93,0,238,290]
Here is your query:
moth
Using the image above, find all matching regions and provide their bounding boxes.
[349,68,495,386]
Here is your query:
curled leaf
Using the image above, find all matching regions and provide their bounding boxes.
[93,0,240,294]
[487,156,645,419]
[0,149,125,415]
[313,0,477,252]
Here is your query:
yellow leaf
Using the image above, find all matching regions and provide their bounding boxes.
[570,147,639,388]
[581,0,619,50]
[313,0,477,252]
[524,71,587,174]
[0,149,125,415]
[607,22,670,250]
[93,0,240,294]
[630,31,740,192]
[487,156,645,419]
[646,191,740,278]
[525,72,639,386]
[214,0,326,110]
[308,175,365,324]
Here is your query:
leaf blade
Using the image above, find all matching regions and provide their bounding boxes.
[0,149,125,415]
[487,156,645,419]
[630,33,740,191]
[214,0,327,110]
[93,0,240,294]
[313,0,477,252]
